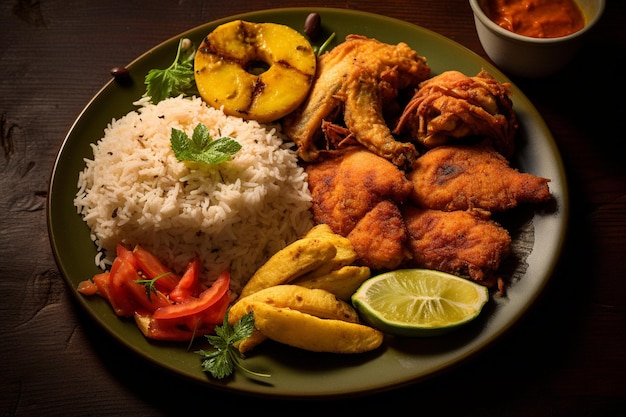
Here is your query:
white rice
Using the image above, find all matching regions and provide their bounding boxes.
[74,96,313,294]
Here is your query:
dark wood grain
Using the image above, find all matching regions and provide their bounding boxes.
[1,1,625,415]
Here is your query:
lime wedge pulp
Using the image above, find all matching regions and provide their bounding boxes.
[351,269,489,337]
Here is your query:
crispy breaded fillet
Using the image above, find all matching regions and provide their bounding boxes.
[305,148,413,237]
[347,200,409,270]
[408,145,551,211]
[402,206,511,288]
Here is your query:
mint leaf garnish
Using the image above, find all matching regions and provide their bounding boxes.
[171,123,241,166]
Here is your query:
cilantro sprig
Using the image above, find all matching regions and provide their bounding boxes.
[143,38,198,104]
[170,123,241,166]
[196,311,271,380]
[134,272,171,301]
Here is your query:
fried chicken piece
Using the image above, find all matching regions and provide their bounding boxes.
[402,206,511,288]
[305,148,413,237]
[394,70,518,158]
[408,145,551,211]
[283,35,431,168]
[320,120,358,149]
[347,200,408,270]
[340,67,420,168]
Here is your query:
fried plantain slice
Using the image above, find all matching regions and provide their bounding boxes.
[295,265,371,301]
[299,223,358,279]
[229,285,360,352]
[231,285,360,322]
[249,302,384,353]
[239,238,337,298]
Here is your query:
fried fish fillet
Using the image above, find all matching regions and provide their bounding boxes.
[408,145,551,211]
[283,35,430,168]
[347,200,409,270]
[305,148,413,237]
[402,206,511,288]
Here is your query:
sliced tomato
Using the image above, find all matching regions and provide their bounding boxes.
[134,310,215,341]
[92,272,112,300]
[108,257,140,317]
[169,256,203,303]
[92,272,129,315]
[77,279,98,296]
[115,243,137,268]
[132,245,180,293]
[199,291,231,325]
[153,270,230,320]
[174,291,231,331]
[84,245,231,341]
[115,258,173,312]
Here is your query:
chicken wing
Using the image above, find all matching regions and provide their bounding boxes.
[408,145,551,211]
[402,206,511,288]
[394,70,518,158]
[283,35,431,168]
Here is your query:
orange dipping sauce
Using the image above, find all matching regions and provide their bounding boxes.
[486,0,585,38]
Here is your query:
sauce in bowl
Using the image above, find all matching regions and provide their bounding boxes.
[486,0,585,38]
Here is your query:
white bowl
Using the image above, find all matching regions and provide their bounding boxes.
[469,0,605,78]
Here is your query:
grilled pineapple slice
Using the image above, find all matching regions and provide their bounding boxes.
[194,20,317,123]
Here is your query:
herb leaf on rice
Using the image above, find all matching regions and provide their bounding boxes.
[171,123,242,166]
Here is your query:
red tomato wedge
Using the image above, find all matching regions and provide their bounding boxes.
[199,290,231,324]
[134,310,216,341]
[108,257,139,317]
[169,256,203,303]
[77,279,98,296]
[115,243,137,268]
[113,258,172,312]
[153,270,230,320]
[92,272,112,301]
[132,245,180,293]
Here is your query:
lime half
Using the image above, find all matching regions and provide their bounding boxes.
[351,269,489,337]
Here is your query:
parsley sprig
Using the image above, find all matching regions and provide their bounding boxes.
[170,123,241,166]
[196,311,271,380]
[143,38,198,104]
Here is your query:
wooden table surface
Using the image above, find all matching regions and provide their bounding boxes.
[2,1,625,415]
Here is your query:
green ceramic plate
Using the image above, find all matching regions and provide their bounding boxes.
[48,8,568,398]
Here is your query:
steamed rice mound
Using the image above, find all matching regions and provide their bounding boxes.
[74,96,313,294]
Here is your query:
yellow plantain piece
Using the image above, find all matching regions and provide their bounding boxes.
[249,302,384,353]
[231,328,267,354]
[231,285,360,322]
[295,265,371,301]
[239,238,337,298]
[300,224,358,279]
[229,285,360,352]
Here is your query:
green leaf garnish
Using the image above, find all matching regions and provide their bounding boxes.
[143,38,199,104]
[134,272,171,301]
[196,311,271,380]
[170,123,241,166]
